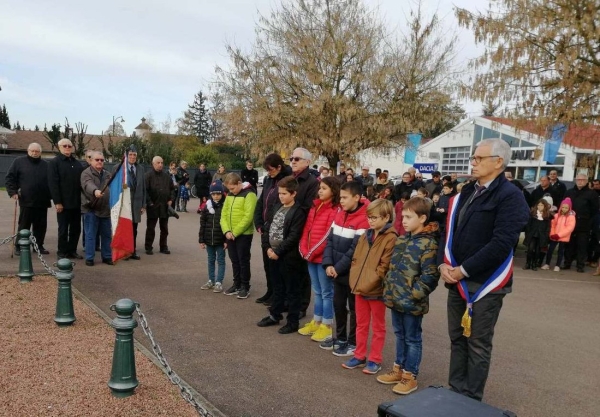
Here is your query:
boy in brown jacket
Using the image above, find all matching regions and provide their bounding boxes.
[342,199,397,374]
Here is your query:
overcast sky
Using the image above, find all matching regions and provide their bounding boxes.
[0,0,484,135]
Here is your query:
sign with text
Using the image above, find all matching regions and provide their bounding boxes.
[413,163,439,174]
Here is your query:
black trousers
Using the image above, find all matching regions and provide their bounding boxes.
[269,256,302,325]
[133,222,139,251]
[18,207,48,247]
[261,246,274,297]
[145,217,169,251]
[333,280,356,345]
[227,234,253,290]
[299,259,311,313]
[565,231,589,269]
[447,286,505,401]
[57,208,81,255]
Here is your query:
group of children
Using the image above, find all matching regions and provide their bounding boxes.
[198,172,442,396]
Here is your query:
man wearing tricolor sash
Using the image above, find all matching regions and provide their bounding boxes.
[438,138,529,401]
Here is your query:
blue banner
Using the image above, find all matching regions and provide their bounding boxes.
[413,163,438,174]
[404,133,422,165]
[543,124,566,164]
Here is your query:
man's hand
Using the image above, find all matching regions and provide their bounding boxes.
[94,190,103,198]
[326,266,338,278]
[55,203,64,213]
[167,200,172,206]
[141,208,145,214]
[11,194,18,200]
[440,264,465,284]
[199,243,206,250]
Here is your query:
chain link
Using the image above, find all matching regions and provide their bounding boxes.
[135,304,214,417]
[0,233,18,247]
[30,235,58,277]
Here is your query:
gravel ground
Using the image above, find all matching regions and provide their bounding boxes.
[0,275,200,417]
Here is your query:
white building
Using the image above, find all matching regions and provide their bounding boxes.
[398,116,599,181]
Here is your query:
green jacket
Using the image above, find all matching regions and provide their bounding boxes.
[221,186,257,237]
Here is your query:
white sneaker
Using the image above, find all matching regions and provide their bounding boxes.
[541,264,550,270]
[213,282,223,293]
[200,281,214,290]
[553,266,560,272]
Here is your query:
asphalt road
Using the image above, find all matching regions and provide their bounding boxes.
[1,196,599,417]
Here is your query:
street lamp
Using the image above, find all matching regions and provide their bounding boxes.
[112,116,125,136]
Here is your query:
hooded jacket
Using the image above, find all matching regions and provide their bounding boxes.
[383,222,440,316]
[198,197,225,246]
[349,224,398,297]
[550,198,576,242]
[299,199,340,263]
[322,200,370,284]
[221,184,257,237]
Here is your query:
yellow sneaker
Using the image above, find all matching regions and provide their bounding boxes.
[392,371,418,395]
[310,324,333,342]
[298,320,320,336]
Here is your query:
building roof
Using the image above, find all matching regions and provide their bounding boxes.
[485,117,600,150]
[3,130,128,154]
[0,126,14,135]
[134,117,152,130]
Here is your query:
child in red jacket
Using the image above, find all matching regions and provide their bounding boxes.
[298,176,342,342]
[542,197,576,272]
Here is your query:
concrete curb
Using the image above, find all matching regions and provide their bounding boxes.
[72,285,227,417]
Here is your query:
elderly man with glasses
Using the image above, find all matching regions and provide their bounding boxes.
[48,139,85,259]
[5,142,52,255]
[80,151,113,266]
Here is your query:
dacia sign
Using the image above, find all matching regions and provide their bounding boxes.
[413,163,438,173]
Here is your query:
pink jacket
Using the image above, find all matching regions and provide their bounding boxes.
[550,211,576,242]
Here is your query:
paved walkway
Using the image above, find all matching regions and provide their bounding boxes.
[1,196,599,417]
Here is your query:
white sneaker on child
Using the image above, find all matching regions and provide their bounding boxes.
[553,266,560,272]
[201,281,214,290]
[213,282,223,293]
[541,264,550,270]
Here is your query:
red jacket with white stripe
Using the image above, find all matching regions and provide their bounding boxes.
[299,199,340,263]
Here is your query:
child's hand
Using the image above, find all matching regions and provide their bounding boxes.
[223,243,228,249]
[326,266,338,278]
[199,243,206,250]
[551,234,559,241]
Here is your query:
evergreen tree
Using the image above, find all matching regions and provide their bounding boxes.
[179,90,211,144]
[43,123,62,150]
[35,125,40,131]
[0,104,10,129]
[14,121,21,130]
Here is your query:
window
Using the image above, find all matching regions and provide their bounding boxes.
[473,124,483,144]
[482,127,501,140]
[441,146,471,174]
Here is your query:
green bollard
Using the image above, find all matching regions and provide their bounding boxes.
[17,229,34,283]
[108,299,139,398]
[54,259,76,326]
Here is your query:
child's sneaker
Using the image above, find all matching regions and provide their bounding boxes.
[319,338,341,351]
[341,357,366,369]
[311,324,333,342]
[392,371,418,395]
[213,282,223,293]
[377,364,403,384]
[362,361,382,375]
[223,285,239,296]
[541,264,550,270]
[298,320,320,336]
[200,281,214,290]
[333,342,356,357]
[237,288,250,299]
[553,266,560,272]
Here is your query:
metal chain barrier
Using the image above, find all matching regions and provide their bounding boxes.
[135,304,213,417]
[0,233,18,247]
[30,235,58,277]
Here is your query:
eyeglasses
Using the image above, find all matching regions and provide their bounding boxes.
[469,155,499,164]
[367,216,381,221]
[61,144,73,148]
[94,158,105,162]
[289,157,305,162]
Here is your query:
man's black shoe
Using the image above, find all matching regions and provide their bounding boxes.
[14,248,21,256]
[278,323,299,334]
[577,267,584,273]
[145,249,153,255]
[85,260,94,266]
[562,264,571,270]
[68,252,83,259]
[130,253,141,260]
[299,310,307,319]
[257,316,280,327]
[39,247,50,255]
[256,293,272,304]
[159,249,171,254]
[57,252,67,259]
[102,259,114,265]
[262,296,273,306]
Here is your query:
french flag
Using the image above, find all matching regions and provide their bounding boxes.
[109,154,134,262]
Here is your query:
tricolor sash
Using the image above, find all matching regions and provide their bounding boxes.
[444,193,514,337]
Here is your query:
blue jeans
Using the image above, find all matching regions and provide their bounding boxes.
[83,212,112,261]
[391,309,423,375]
[307,262,334,325]
[206,244,226,284]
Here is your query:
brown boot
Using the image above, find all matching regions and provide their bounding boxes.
[392,371,418,395]
[376,363,403,385]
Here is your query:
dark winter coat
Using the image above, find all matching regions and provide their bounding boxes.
[530,185,554,208]
[293,167,320,210]
[322,201,370,284]
[193,169,213,199]
[113,162,146,223]
[176,167,189,186]
[48,153,84,209]
[549,180,567,205]
[254,165,293,232]
[198,198,225,246]
[565,185,600,232]
[523,215,552,248]
[145,169,175,219]
[394,181,416,202]
[5,156,51,208]
[241,168,259,190]
[261,202,307,260]
[425,179,442,197]
[80,166,112,217]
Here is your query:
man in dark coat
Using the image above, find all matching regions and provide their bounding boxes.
[254,153,293,304]
[144,156,175,255]
[80,151,112,266]
[530,176,554,207]
[425,171,443,197]
[193,163,212,202]
[124,148,146,260]
[5,142,52,255]
[241,160,259,191]
[548,169,567,204]
[48,138,85,259]
[438,138,529,401]
[563,174,600,272]
[394,172,416,202]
